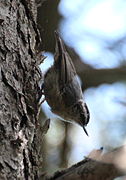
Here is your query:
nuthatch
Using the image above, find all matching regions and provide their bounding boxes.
[44,31,90,135]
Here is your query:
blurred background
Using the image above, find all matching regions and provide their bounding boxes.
[37,0,126,177]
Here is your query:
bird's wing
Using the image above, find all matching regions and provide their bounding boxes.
[54,31,76,89]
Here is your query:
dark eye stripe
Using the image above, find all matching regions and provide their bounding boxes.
[85,104,90,116]
[84,103,90,124]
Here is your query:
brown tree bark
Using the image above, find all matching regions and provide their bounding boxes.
[0,0,45,179]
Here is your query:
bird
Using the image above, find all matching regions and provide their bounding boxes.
[43,31,90,136]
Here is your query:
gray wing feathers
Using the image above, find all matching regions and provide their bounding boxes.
[60,51,76,88]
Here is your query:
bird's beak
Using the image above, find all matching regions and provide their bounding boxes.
[83,126,89,136]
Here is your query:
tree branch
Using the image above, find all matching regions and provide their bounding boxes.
[43,145,126,180]
[68,47,126,90]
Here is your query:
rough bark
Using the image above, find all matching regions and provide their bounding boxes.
[0,0,44,179]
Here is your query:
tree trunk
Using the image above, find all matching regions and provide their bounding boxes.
[0,0,44,179]
[0,1,126,180]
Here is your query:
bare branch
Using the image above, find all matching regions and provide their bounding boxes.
[44,146,126,180]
